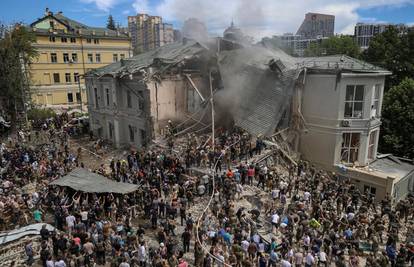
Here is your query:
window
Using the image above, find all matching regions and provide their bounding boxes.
[128,125,136,142]
[94,88,99,108]
[113,54,118,62]
[51,53,57,63]
[94,39,100,44]
[95,54,101,63]
[140,129,146,143]
[364,185,376,198]
[63,53,69,63]
[65,73,71,83]
[49,36,56,42]
[71,53,78,63]
[127,90,132,108]
[74,73,80,83]
[120,54,125,60]
[86,38,92,43]
[67,92,74,103]
[87,53,93,63]
[108,122,114,139]
[105,88,110,106]
[371,84,381,118]
[341,133,360,163]
[138,91,144,110]
[61,37,67,43]
[76,92,81,103]
[53,73,60,83]
[49,21,54,28]
[70,37,76,43]
[368,131,377,160]
[344,85,364,119]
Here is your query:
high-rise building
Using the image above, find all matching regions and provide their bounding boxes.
[128,14,174,54]
[354,23,406,49]
[296,12,335,39]
[28,9,131,108]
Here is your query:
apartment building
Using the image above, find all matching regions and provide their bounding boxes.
[29,9,132,108]
[354,22,407,49]
[296,12,335,39]
[128,14,174,54]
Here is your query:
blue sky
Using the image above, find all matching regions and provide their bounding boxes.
[1,0,413,37]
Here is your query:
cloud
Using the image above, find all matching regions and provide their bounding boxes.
[132,0,150,14]
[80,0,118,11]
[150,0,414,38]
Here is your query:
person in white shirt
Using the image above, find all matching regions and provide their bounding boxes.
[241,239,250,255]
[65,214,76,233]
[281,258,292,267]
[138,242,146,265]
[271,212,280,232]
[318,251,328,266]
[305,252,315,267]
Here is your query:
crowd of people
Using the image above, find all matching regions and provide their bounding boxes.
[0,115,413,267]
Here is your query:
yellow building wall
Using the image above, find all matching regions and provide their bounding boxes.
[30,33,131,107]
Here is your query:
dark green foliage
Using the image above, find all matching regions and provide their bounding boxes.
[380,78,414,158]
[304,35,360,58]
[106,15,116,31]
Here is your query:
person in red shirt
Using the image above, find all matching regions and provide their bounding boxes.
[178,258,188,267]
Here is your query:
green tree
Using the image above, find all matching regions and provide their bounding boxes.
[304,35,360,58]
[0,24,37,122]
[106,15,116,31]
[380,78,414,158]
[362,26,414,89]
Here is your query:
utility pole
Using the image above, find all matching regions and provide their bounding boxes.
[209,70,215,151]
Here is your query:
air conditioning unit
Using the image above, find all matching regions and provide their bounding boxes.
[341,120,351,127]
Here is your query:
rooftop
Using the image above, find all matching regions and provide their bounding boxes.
[30,11,129,39]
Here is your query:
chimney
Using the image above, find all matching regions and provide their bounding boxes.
[45,8,49,16]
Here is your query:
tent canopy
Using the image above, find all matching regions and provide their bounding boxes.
[50,168,139,194]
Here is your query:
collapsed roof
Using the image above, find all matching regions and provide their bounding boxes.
[87,39,389,137]
[50,168,139,194]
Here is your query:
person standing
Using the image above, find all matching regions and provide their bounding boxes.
[182,229,192,253]
[25,240,34,266]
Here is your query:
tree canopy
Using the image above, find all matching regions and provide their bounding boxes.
[379,78,414,159]
[0,24,37,121]
[304,35,361,58]
[106,15,116,31]
[362,26,414,89]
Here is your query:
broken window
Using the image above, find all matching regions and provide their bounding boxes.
[344,85,364,119]
[371,84,381,118]
[341,132,360,163]
[368,130,377,160]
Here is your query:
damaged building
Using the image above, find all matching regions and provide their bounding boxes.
[85,31,413,202]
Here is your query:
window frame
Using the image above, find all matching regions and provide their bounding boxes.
[65,73,71,83]
[86,38,92,43]
[50,53,57,63]
[128,125,136,142]
[63,53,70,63]
[49,36,56,42]
[341,132,360,163]
[95,53,101,63]
[113,54,118,62]
[61,37,68,43]
[87,53,93,63]
[53,73,60,83]
[74,73,80,83]
[94,38,100,44]
[105,88,110,106]
[368,130,378,160]
[127,90,132,108]
[344,84,365,119]
[70,37,76,43]
[71,53,78,63]
[67,92,74,103]
[371,84,381,118]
